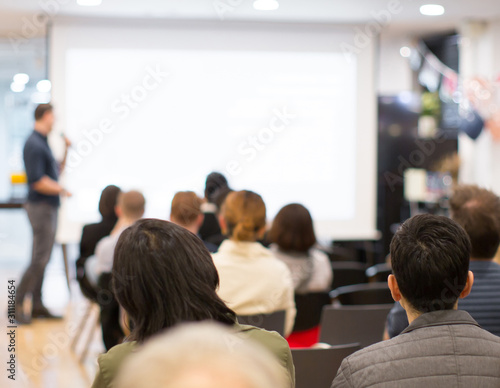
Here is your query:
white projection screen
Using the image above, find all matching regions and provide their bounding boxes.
[50,19,377,243]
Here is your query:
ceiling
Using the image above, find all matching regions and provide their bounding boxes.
[0,0,498,83]
[0,0,499,38]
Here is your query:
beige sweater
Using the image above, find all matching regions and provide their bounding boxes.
[213,240,296,336]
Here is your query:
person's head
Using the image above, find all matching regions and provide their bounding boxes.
[98,185,121,219]
[114,322,288,388]
[389,214,474,316]
[269,203,316,253]
[115,190,145,221]
[170,191,204,233]
[34,103,54,133]
[112,219,236,342]
[220,190,266,242]
[450,185,500,260]
[205,172,229,205]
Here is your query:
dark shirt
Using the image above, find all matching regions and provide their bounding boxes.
[199,211,225,247]
[23,130,60,207]
[79,216,118,259]
[76,216,118,302]
[386,260,500,338]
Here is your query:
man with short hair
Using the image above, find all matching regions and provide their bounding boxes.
[170,191,217,253]
[16,103,70,324]
[94,190,145,350]
[386,185,500,338]
[332,214,500,387]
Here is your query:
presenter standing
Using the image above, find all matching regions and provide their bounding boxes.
[16,103,71,324]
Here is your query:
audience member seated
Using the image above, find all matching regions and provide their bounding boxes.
[93,190,145,351]
[199,172,231,247]
[332,214,500,387]
[114,322,288,388]
[76,185,121,302]
[91,219,294,388]
[212,190,296,336]
[386,185,500,338]
[170,191,217,252]
[269,203,332,294]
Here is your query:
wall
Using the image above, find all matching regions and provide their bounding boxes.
[377,31,413,94]
[459,20,500,194]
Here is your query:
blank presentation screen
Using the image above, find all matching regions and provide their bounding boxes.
[62,48,358,238]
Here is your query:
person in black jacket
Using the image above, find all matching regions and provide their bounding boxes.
[76,185,121,302]
[198,172,231,247]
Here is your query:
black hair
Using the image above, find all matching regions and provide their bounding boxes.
[112,219,236,342]
[204,172,229,204]
[390,214,471,313]
[98,185,121,219]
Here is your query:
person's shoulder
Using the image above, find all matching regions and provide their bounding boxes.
[96,342,137,387]
[237,323,288,347]
[235,323,293,382]
[24,132,42,151]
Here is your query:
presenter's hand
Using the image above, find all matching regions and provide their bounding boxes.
[63,136,72,148]
[61,188,72,197]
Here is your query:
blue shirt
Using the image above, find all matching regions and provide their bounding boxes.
[23,130,60,207]
[387,260,500,338]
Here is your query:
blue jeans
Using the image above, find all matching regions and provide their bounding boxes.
[16,201,58,311]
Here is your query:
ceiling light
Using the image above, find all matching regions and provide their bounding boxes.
[10,82,25,93]
[13,73,29,85]
[253,0,279,11]
[400,46,412,58]
[77,0,102,6]
[37,80,52,93]
[420,4,445,16]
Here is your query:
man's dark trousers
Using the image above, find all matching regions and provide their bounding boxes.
[16,201,58,311]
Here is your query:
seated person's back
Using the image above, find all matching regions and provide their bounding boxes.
[212,190,296,336]
[93,190,145,351]
[386,185,500,338]
[95,190,145,276]
[332,214,500,388]
[268,203,332,294]
[169,191,218,253]
[199,172,231,246]
[91,219,294,388]
[77,185,121,300]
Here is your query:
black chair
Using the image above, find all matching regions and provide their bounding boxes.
[292,343,360,388]
[293,292,331,332]
[319,304,393,348]
[329,282,393,305]
[330,262,367,290]
[365,263,392,283]
[237,310,286,336]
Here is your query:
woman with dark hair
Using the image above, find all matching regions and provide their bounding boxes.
[76,185,121,301]
[269,204,332,294]
[91,219,294,388]
[198,172,232,247]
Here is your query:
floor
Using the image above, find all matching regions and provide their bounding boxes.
[1,209,104,388]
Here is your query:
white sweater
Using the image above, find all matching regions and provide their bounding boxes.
[270,245,333,294]
[212,240,297,336]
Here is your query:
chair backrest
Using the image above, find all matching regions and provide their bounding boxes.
[319,304,393,348]
[365,263,392,283]
[330,261,367,290]
[237,310,286,336]
[329,282,393,305]
[293,292,331,332]
[292,343,360,388]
